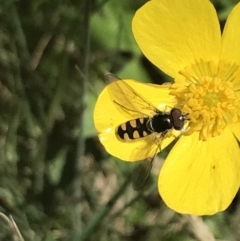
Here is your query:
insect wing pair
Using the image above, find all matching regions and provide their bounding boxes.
[105,74,189,190]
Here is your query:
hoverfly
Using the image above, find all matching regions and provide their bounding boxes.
[105,73,190,190]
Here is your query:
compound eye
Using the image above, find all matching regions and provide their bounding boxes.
[171,108,184,130]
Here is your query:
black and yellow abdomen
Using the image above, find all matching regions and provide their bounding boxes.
[117,118,151,140]
[116,108,189,141]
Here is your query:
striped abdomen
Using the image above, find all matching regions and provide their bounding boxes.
[117,118,151,140]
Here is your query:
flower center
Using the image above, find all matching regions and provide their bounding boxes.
[171,60,240,140]
[204,91,219,107]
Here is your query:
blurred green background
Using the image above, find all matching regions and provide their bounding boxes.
[0,0,240,240]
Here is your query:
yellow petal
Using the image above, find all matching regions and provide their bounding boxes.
[221,2,240,65]
[93,79,179,161]
[228,122,240,142]
[159,127,240,215]
[132,0,221,77]
[98,127,180,161]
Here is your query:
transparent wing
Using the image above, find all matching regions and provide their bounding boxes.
[131,131,167,190]
[105,73,160,118]
[132,157,155,191]
[105,73,121,82]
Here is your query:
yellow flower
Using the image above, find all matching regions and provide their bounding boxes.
[94,0,240,215]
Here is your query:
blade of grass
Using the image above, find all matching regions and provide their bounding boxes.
[72,0,92,237]
[0,213,25,241]
[78,177,131,241]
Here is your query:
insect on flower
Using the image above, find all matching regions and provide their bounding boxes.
[95,0,240,215]
[105,74,190,190]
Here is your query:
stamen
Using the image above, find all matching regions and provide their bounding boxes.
[172,60,240,140]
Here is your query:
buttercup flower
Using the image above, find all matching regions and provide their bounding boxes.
[94,0,240,215]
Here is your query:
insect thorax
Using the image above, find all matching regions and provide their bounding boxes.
[149,113,172,133]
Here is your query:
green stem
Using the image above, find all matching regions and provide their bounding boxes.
[72,0,92,237]
[78,178,131,241]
